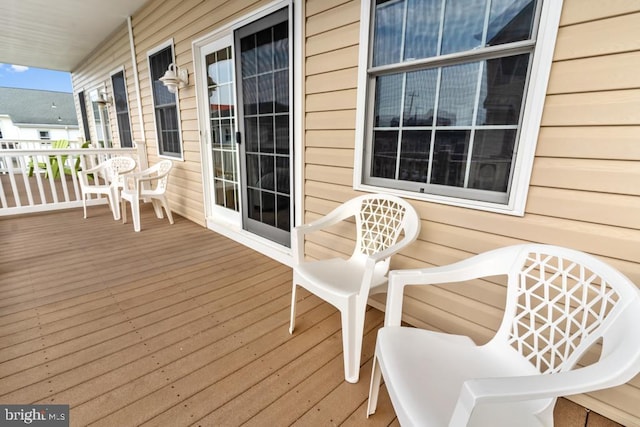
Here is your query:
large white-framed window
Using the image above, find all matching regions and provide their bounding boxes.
[354,0,563,215]
[110,67,133,148]
[148,39,184,159]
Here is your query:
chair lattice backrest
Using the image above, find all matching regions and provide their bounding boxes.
[154,160,172,192]
[505,248,623,374]
[356,196,409,257]
[124,160,172,193]
[107,157,136,183]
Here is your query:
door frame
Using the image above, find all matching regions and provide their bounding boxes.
[192,0,303,266]
[198,33,242,226]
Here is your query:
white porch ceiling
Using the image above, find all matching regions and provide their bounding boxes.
[0,0,149,72]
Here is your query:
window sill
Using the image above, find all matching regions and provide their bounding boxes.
[354,182,526,217]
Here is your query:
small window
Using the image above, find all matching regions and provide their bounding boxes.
[111,70,133,148]
[78,91,91,141]
[357,0,561,213]
[148,42,183,159]
[39,131,50,140]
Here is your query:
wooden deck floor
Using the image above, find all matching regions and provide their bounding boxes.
[0,204,398,426]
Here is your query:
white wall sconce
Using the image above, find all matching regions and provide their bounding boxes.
[96,90,112,106]
[160,63,188,94]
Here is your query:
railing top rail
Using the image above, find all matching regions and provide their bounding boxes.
[0,148,138,155]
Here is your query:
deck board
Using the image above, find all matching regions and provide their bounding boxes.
[0,205,397,426]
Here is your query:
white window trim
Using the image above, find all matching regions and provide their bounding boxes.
[147,38,185,161]
[109,66,134,148]
[353,0,564,216]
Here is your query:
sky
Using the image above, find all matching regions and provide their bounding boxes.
[0,63,73,93]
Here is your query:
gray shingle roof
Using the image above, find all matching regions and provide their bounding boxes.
[0,87,78,126]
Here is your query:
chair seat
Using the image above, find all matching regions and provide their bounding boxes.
[377,326,547,427]
[295,258,388,299]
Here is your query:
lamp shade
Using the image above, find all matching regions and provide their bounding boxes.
[160,63,187,94]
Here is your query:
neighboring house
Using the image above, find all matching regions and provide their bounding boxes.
[0,87,80,142]
[11,0,639,424]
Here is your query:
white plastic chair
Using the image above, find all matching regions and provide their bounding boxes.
[367,244,640,426]
[78,156,136,220]
[121,159,174,232]
[289,194,421,383]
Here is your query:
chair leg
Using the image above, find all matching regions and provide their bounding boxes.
[132,198,141,232]
[367,353,383,417]
[121,199,128,224]
[151,199,164,218]
[152,196,174,225]
[108,188,120,221]
[163,198,174,224]
[289,283,298,334]
[341,298,366,383]
[82,194,88,219]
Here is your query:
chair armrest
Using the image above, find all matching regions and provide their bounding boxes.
[292,204,358,264]
[80,162,106,175]
[78,163,107,187]
[295,207,355,236]
[133,174,161,183]
[384,246,525,326]
[449,352,638,427]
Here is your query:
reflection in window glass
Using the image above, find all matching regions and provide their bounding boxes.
[430,130,470,187]
[374,74,402,127]
[404,69,438,127]
[488,0,535,45]
[373,0,404,66]
[404,0,441,60]
[438,62,480,126]
[441,0,487,55]
[372,130,398,179]
[399,130,431,182]
[478,54,529,125]
[468,129,515,191]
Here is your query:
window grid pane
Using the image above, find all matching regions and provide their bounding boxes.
[367,0,538,203]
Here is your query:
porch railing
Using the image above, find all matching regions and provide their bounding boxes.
[0,140,146,216]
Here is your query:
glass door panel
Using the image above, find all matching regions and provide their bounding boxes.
[235,7,291,247]
[206,45,240,212]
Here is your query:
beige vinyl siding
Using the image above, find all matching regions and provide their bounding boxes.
[302,0,640,424]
